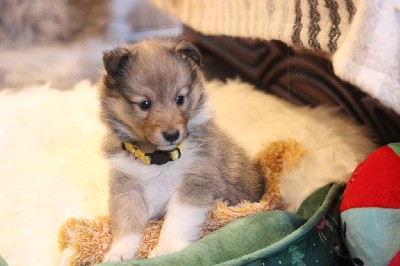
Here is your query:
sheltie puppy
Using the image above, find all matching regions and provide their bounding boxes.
[99,38,264,262]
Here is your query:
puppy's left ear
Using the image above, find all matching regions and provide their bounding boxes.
[103,47,134,78]
[175,40,201,66]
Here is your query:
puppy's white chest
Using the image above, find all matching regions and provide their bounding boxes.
[142,167,181,218]
[108,151,192,218]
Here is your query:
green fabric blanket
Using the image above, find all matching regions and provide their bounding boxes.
[0,256,7,266]
[98,183,346,266]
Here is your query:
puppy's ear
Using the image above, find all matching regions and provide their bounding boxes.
[103,47,134,77]
[175,40,201,66]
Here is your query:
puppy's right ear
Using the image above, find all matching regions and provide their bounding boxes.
[175,40,201,66]
[103,47,134,78]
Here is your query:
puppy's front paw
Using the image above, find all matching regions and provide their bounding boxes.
[149,239,191,258]
[103,234,141,262]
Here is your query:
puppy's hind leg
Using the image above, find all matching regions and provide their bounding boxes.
[103,173,148,262]
[149,192,212,257]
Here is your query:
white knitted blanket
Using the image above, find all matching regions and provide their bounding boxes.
[150,0,400,115]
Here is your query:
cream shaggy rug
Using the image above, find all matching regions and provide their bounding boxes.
[0,79,375,265]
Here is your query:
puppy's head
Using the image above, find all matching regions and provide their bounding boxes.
[100,38,210,150]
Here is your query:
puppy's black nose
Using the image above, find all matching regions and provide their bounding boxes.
[162,130,180,142]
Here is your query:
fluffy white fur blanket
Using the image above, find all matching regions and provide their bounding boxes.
[0,79,375,265]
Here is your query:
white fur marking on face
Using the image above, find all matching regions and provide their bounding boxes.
[149,193,211,257]
[103,233,142,262]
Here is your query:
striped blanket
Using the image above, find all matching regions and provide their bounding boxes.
[150,0,400,115]
[149,0,357,53]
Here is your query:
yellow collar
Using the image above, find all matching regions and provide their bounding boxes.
[121,142,183,165]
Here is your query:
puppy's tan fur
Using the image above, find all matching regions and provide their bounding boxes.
[99,38,264,262]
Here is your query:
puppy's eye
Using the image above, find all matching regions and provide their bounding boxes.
[175,95,185,106]
[139,100,151,110]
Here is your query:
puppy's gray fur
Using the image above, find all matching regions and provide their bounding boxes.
[99,38,264,261]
